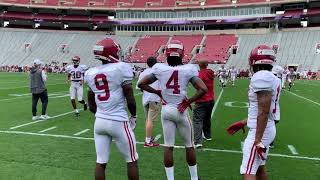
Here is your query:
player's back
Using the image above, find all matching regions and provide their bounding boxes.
[247,70,281,129]
[152,63,198,107]
[85,62,133,121]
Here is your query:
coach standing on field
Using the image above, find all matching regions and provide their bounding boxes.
[193,59,215,148]
[30,59,48,120]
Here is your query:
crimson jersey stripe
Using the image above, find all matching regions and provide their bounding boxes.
[123,122,135,162]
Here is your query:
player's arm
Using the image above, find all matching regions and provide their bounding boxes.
[138,74,161,97]
[189,76,208,103]
[122,81,136,117]
[87,88,96,114]
[255,90,272,144]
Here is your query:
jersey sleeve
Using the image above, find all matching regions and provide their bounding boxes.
[151,63,162,80]
[250,72,274,92]
[188,64,199,79]
[119,62,134,83]
[81,65,89,72]
[66,66,71,73]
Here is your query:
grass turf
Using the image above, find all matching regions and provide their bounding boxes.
[0,72,319,180]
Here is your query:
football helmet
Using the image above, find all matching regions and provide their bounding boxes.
[93,38,121,63]
[72,56,80,65]
[249,45,276,67]
[165,40,184,59]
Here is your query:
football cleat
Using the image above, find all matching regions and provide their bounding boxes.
[40,115,49,120]
[144,141,160,148]
[195,144,203,149]
[32,116,39,121]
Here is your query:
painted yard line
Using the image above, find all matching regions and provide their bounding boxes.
[288,145,299,155]
[73,129,90,136]
[0,130,319,162]
[0,83,65,90]
[9,110,79,130]
[50,94,69,98]
[38,126,57,133]
[211,89,224,118]
[286,90,320,107]
[0,91,69,102]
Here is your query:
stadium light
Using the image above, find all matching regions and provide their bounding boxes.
[200,1,205,6]
[276,11,285,15]
[108,16,115,20]
[35,23,40,28]
[3,21,9,27]
[63,24,69,29]
[231,0,237,4]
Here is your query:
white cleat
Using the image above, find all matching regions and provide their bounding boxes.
[32,116,39,121]
[40,115,49,120]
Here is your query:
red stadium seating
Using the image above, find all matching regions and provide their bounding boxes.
[196,34,237,64]
[0,0,290,9]
[129,35,169,63]
[171,35,203,63]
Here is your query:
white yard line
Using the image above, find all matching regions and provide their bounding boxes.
[73,129,90,136]
[0,83,65,90]
[286,90,320,107]
[0,130,319,161]
[9,110,79,130]
[211,89,224,118]
[288,145,299,155]
[38,126,57,133]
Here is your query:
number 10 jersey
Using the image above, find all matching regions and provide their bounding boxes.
[85,62,134,121]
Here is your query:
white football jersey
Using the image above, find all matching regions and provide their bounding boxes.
[230,68,238,77]
[66,65,88,81]
[218,68,227,78]
[282,69,289,79]
[152,63,198,107]
[137,68,161,106]
[85,62,134,121]
[247,71,281,129]
[288,71,297,80]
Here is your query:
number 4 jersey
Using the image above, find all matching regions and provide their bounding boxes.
[84,62,134,121]
[152,63,198,107]
[247,70,281,129]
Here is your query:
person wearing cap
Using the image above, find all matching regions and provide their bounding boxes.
[193,59,215,148]
[30,59,48,120]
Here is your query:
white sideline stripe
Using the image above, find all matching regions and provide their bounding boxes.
[38,126,56,133]
[211,89,224,118]
[0,130,319,161]
[1,91,69,102]
[288,145,299,155]
[9,110,79,130]
[286,90,320,107]
[50,94,69,98]
[73,129,90,136]
[0,83,65,90]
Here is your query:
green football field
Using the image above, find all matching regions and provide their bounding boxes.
[0,72,319,180]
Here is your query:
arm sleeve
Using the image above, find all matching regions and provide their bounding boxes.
[42,70,47,82]
[251,73,273,93]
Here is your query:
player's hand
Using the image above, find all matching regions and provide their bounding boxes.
[226,120,246,135]
[255,142,267,160]
[129,116,137,130]
[156,90,167,105]
[177,98,192,113]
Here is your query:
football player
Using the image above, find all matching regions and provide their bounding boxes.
[229,66,238,86]
[226,45,280,179]
[66,56,88,116]
[218,64,228,87]
[287,68,296,91]
[85,38,139,180]
[281,66,288,89]
[138,40,207,180]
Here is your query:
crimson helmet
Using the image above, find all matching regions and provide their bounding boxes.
[93,38,121,63]
[249,45,276,67]
[72,56,80,65]
[165,40,184,59]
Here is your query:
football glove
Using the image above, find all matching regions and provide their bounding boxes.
[129,116,137,130]
[255,142,267,160]
[177,98,192,113]
[226,120,246,135]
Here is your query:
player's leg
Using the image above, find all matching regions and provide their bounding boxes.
[77,84,87,111]
[288,79,292,91]
[39,90,48,119]
[144,102,160,147]
[256,166,267,180]
[94,118,112,180]
[70,84,77,113]
[203,101,214,141]
[177,115,199,180]
[114,121,139,180]
[192,103,205,148]
[161,117,177,180]
[32,93,40,119]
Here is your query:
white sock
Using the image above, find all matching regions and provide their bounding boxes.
[75,109,79,113]
[165,166,174,180]
[145,137,151,143]
[188,164,198,180]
